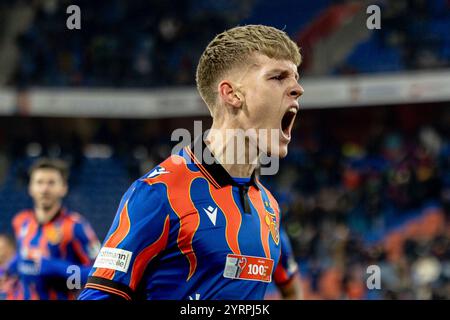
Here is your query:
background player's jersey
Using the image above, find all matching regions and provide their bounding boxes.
[84,140,282,300]
[11,208,99,299]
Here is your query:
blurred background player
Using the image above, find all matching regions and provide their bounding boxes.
[7,158,100,300]
[0,233,18,300]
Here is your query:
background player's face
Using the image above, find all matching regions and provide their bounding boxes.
[237,53,303,158]
[28,169,67,212]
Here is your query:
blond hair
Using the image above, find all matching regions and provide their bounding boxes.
[196,24,302,111]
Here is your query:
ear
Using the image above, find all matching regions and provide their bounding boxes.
[218,80,243,109]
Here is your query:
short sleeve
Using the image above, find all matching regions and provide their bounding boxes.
[84,180,170,300]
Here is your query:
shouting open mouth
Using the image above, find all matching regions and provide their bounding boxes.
[281,105,298,140]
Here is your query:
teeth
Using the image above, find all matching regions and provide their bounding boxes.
[288,107,297,114]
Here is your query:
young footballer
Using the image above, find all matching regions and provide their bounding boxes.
[80,24,304,300]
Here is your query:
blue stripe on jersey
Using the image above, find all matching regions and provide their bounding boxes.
[188,177,230,296]
[232,177,251,185]
[235,187,265,258]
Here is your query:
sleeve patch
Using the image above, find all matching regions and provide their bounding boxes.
[93,247,133,273]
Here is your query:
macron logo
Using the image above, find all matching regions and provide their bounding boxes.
[203,206,218,226]
[147,166,170,178]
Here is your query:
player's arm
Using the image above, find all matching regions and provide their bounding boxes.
[276,270,303,300]
[36,256,92,283]
[72,217,101,267]
[79,179,170,300]
[65,217,102,283]
[273,227,303,300]
[19,219,101,283]
[77,287,125,300]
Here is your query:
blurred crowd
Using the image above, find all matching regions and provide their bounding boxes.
[268,104,450,299]
[380,0,450,71]
[10,0,252,88]
[335,0,450,74]
[1,104,449,299]
[3,0,450,87]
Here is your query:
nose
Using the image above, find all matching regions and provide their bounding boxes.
[40,182,51,193]
[289,82,304,99]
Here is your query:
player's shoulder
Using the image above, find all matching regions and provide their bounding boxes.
[63,209,89,225]
[256,179,280,205]
[139,150,195,187]
[107,166,173,226]
[11,209,34,234]
[12,209,33,224]
[122,161,175,208]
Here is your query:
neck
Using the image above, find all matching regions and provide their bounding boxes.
[205,122,259,178]
[34,203,61,224]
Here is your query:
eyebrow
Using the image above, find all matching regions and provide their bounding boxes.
[266,68,299,81]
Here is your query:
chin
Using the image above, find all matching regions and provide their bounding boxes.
[40,201,56,211]
[277,145,288,158]
[266,142,288,158]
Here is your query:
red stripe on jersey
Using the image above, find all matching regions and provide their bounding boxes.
[85,283,132,300]
[12,210,32,237]
[93,202,131,280]
[248,188,271,259]
[209,185,242,255]
[29,283,39,300]
[167,178,200,281]
[186,146,221,188]
[72,238,91,266]
[67,291,76,300]
[273,252,290,285]
[48,288,58,300]
[129,215,170,290]
[145,155,202,281]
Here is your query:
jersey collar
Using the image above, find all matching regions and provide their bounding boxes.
[185,135,259,190]
[33,206,66,225]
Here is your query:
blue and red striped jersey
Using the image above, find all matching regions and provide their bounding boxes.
[11,207,100,300]
[83,138,282,300]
